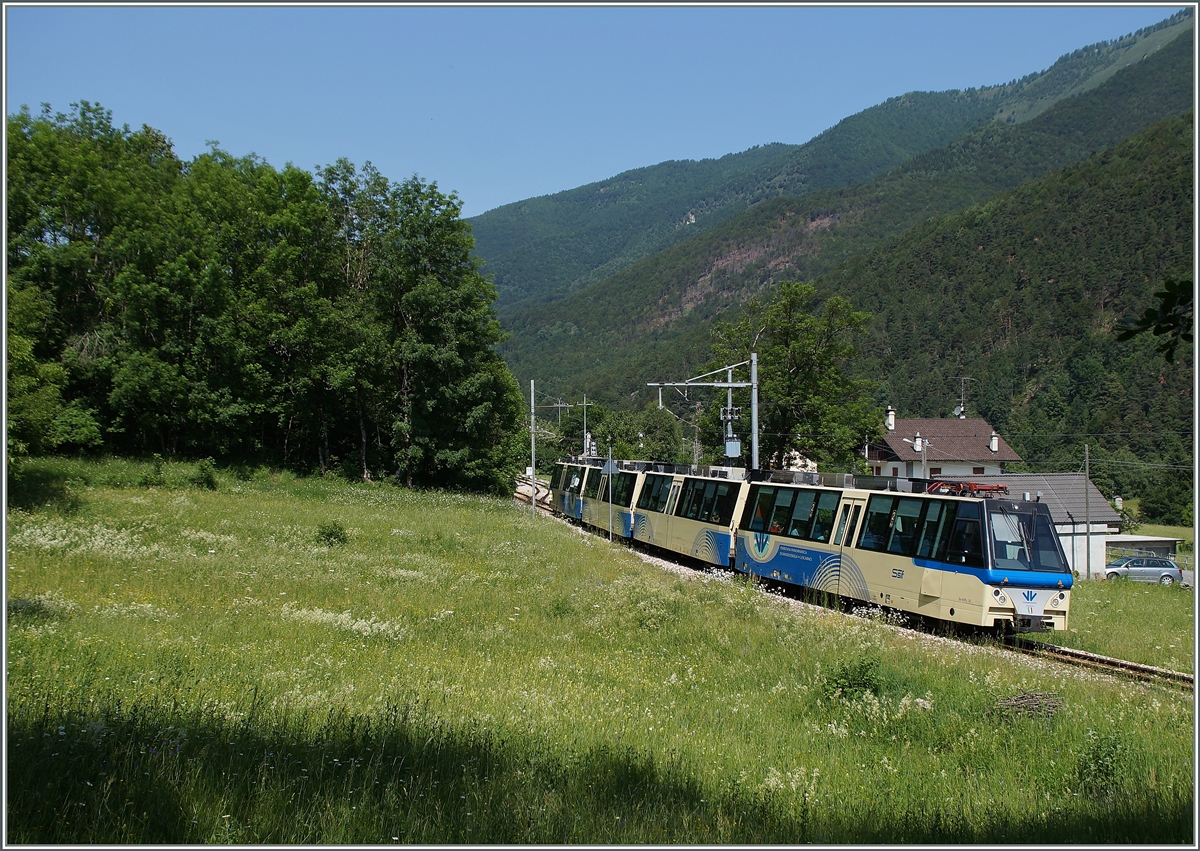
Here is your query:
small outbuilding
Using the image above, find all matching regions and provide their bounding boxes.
[1103,534,1183,560]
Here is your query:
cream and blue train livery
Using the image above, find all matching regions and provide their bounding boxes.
[548,459,1072,632]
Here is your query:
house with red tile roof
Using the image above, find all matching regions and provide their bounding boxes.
[865,407,1022,479]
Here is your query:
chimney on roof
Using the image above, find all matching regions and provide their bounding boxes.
[885,405,895,432]
[989,431,999,453]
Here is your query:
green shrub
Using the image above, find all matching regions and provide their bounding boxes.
[1076,729,1127,798]
[189,458,218,490]
[316,520,349,547]
[823,656,882,699]
[139,454,167,487]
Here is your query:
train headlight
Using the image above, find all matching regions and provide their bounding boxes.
[992,589,1007,606]
[1050,596,1059,608]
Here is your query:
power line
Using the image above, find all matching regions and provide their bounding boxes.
[1076,458,1194,471]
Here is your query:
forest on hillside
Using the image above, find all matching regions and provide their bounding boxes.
[499,24,1193,394]
[6,103,525,495]
[831,115,1193,523]
[471,10,1193,317]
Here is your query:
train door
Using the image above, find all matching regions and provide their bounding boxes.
[833,496,865,549]
[660,479,684,547]
[833,495,867,599]
[663,480,683,516]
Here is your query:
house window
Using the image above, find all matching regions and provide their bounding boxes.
[973,467,984,475]
[891,467,899,477]
[929,467,942,476]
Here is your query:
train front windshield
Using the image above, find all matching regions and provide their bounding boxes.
[985,503,1070,573]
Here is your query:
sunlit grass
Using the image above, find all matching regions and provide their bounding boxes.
[6,457,1193,843]
[1036,579,1194,672]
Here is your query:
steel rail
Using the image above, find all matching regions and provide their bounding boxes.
[1005,635,1194,690]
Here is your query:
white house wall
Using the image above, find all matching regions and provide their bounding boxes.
[1057,523,1113,579]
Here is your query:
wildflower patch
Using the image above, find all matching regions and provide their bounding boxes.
[280,603,406,640]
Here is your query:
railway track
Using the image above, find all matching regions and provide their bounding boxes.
[515,482,1194,691]
[1004,635,1194,690]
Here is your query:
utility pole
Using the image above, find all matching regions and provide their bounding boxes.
[529,380,536,515]
[580,394,594,457]
[547,399,572,425]
[648,352,759,470]
[951,376,976,419]
[1085,443,1091,580]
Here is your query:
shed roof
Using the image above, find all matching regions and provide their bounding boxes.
[873,417,1022,464]
[962,473,1122,526]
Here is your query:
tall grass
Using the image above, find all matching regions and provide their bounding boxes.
[1035,579,1194,672]
[7,457,1194,843]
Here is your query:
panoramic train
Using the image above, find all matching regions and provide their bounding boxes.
[548,457,1072,632]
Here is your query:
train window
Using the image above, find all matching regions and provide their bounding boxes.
[567,469,583,495]
[697,481,720,519]
[677,479,719,520]
[987,507,1069,573]
[833,504,853,545]
[767,488,795,533]
[787,490,817,538]
[663,483,682,516]
[858,495,895,551]
[744,486,777,532]
[989,510,1031,569]
[609,472,636,507]
[944,502,984,568]
[636,474,671,512]
[843,505,862,544]
[885,498,925,556]
[916,500,948,558]
[582,470,603,499]
[677,480,698,518]
[807,492,842,542]
[552,464,567,490]
[1031,512,1069,573]
[710,483,737,526]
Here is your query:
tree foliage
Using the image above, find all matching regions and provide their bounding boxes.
[1115,277,1194,363]
[6,103,524,495]
[709,282,881,470]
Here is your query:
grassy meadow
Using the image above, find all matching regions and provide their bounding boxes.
[1035,577,1194,672]
[6,457,1194,843]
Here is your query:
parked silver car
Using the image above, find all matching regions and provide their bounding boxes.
[1105,556,1184,585]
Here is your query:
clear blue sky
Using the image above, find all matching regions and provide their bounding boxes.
[4,3,1188,218]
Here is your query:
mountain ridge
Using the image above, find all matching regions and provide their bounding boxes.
[470,9,1193,317]
[497,24,1194,402]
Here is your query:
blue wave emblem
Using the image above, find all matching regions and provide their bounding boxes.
[752,532,772,558]
[691,529,728,565]
[633,513,654,544]
[811,553,870,601]
[1022,590,1037,602]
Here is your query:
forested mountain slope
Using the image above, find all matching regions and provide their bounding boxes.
[498,25,1193,403]
[474,92,996,316]
[471,10,1191,316]
[837,113,1193,516]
